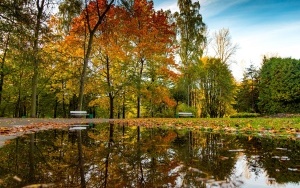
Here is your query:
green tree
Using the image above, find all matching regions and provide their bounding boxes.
[58,0,83,33]
[30,0,54,118]
[235,64,259,113]
[174,0,206,107]
[0,0,33,117]
[259,57,300,114]
[198,57,235,117]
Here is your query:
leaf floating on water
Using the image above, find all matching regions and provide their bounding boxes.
[195,177,207,182]
[188,167,203,173]
[280,156,290,161]
[219,156,229,160]
[276,147,288,151]
[272,156,280,159]
[13,175,22,182]
[288,168,298,171]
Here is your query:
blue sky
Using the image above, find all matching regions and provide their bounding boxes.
[153,0,300,80]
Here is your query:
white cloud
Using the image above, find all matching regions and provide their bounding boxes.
[154,0,178,12]
[228,21,300,81]
[153,0,300,81]
[199,0,250,18]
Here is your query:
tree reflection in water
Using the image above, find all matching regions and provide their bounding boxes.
[0,123,299,188]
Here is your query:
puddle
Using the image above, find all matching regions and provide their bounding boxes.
[0,123,299,188]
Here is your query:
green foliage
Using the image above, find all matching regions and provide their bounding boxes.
[174,0,206,108]
[259,57,300,114]
[177,103,197,116]
[198,58,235,118]
[235,64,260,113]
[171,78,188,104]
[175,0,206,63]
[229,113,261,118]
[58,0,83,33]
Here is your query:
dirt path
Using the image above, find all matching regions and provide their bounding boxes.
[0,118,109,127]
[0,118,109,147]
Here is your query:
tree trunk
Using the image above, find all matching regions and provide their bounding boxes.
[78,34,93,110]
[77,130,86,188]
[30,0,45,118]
[78,0,114,111]
[137,58,144,118]
[0,33,10,107]
[105,54,114,119]
[137,95,141,118]
[122,93,126,119]
[28,133,35,183]
[109,94,114,119]
[53,98,58,118]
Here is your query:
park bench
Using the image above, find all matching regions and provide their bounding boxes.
[70,111,88,118]
[178,112,194,118]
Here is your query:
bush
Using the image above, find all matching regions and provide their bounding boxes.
[177,103,197,117]
[230,113,261,118]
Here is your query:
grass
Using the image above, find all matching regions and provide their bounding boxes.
[229,112,261,118]
[111,117,300,140]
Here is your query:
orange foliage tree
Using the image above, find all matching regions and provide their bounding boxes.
[124,0,178,117]
[89,6,130,118]
[70,0,115,110]
[53,0,178,118]
[87,0,178,118]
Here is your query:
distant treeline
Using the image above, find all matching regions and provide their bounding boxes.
[235,57,300,115]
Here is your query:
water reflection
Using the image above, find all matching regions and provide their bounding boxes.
[0,123,299,188]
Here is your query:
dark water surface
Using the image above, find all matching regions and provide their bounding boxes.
[0,123,299,188]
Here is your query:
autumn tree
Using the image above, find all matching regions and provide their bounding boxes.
[89,6,130,119]
[121,0,177,118]
[69,0,115,111]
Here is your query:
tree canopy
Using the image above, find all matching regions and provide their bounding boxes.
[1,0,298,118]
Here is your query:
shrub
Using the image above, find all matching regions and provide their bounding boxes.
[230,113,261,118]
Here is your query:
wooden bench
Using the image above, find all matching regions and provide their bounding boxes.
[70,111,88,118]
[178,112,194,118]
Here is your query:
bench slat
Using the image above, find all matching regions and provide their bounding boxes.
[70,111,87,114]
[178,112,194,117]
[70,111,88,118]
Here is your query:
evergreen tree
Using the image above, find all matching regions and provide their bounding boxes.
[235,64,259,113]
[259,57,300,114]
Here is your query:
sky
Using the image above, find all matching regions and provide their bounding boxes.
[153,0,300,81]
